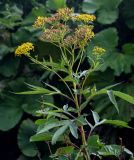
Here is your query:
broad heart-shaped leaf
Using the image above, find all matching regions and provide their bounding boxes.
[46,0,66,10]
[122,43,134,55]
[87,28,118,55]
[18,119,38,157]
[100,52,134,76]
[22,95,54,116]
[0,55,20,77]
[0,96,23,131]
[0,44,11,59]
[86,28,134,75]
[82,0,100,14]
[107,90,119,113]
[98,145,121,157]
[8,77,44,116]
[22,5,47,25]
[0,4,23,29]
[122,0,134,29]
[82,0,123,24]
[52,124,69,145]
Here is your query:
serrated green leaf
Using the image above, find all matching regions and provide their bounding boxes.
[98,145,121,157]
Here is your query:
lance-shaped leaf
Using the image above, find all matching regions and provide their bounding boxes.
[30,132,53,142]
[113,91,134,105]
[107,90,119,113]
[103,119,131,128]
[69,122,78,139]
[37,120,69,134]
[92,111,100,124]
[81,86,134,111]
[15,83,60,95]
[52,124,69,145]
[36,110,68,119]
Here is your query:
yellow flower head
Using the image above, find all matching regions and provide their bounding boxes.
[15,42,34,56]
[74,14,96,23]
[56,7,73,21]
[33,16,47,28]
[93,46,106,55]
[74,25,95,48]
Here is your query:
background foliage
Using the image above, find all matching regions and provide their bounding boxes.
[0,0,134,159]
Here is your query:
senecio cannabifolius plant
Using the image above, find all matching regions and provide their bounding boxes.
[15,8,133,160]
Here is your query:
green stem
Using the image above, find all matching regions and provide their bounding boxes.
[76,49,85,73]
[73,82,91,160]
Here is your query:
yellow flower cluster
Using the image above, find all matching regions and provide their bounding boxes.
[93,46,106,55]
[33,16,47,28]
[41,24,70,42]
[74,14,96,23]
[56,7,73,21]
[15,42,34,56]
[74,25,95,48]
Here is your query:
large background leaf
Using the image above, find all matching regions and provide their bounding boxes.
[18,119,38,157]
[0,96,23,131]
[87,28,134,75]
[82,0,123,24]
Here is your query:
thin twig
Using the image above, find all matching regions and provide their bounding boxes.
[46,141,52,155]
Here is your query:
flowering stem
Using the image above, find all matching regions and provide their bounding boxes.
[76,49,85,73]
[73,82,91,160]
